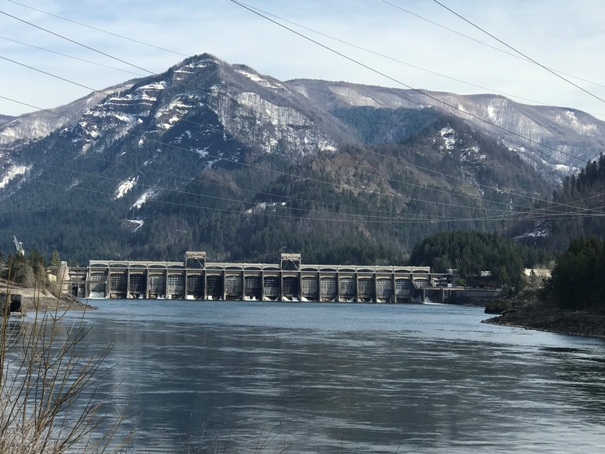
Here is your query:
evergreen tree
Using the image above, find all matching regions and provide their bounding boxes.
[543,237,605,311]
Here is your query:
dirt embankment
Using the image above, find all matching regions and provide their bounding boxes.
[1,279,94,312]
[483,291,605,339]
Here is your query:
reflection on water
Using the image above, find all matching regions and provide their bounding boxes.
[59,301,605,453]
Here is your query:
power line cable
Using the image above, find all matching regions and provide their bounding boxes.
[1,47,601,222]
[6,0,189,58]
[0,35,144,76]
[231,3,554,109]
[0,9,155,76]
[0,54,97,91]
[381,0,605,91]
[3,1,598,172]
[432,0,605,107]
[2,89,558,222]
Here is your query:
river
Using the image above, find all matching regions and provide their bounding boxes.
[61,300,605,453]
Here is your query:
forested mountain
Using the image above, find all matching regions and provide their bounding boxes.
[0,54,603,264]
[508,154,605,252]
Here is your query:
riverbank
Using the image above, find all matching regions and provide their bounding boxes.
[482,291,605,339]
[1,279,94,312]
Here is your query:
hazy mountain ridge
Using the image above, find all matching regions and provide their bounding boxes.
[0,53,601,261]
[287,80,605,179]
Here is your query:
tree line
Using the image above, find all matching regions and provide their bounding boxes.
[408,231,552,291]
[542,236,605,312]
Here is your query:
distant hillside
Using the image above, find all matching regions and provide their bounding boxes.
[0,114,15,126]
[509,154,605,252]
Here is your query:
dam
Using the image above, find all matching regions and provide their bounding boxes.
[67,252,470,303]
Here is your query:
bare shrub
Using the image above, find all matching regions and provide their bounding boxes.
[1,267,129,453]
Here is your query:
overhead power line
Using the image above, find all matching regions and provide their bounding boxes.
[2,89,603,226]
[0,35,144,76]
[381,0,605,91]
[0,9,155,76]
[1,93,542,223]
[7,0,188,58]
[0,7,555,215]
[432,0,605,107]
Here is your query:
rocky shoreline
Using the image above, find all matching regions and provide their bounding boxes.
[482,292,605,339]
[1,279,94,313]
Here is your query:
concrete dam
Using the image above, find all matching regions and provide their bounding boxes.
[67,252,477,303]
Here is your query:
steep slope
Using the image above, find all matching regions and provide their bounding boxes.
[509,154,605,252]
[0,85,132,147]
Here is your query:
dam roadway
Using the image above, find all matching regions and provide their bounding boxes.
[67,252,486,304]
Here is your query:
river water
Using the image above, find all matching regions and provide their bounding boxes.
[61,300,605,453]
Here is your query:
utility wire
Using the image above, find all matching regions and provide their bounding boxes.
[0,35,144,76]
[233,3,552,109]
[0,30,547,217]
[0,54,97,91]
[0,84,559,220]
[0,94,535,222]
[432,0,605,107]
[382,0,605,91]
[6,0,189,58]
[0,9,155,76]
[3,0,599,169]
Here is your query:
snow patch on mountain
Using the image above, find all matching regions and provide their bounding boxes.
[235,69,283,90]
[329,87,381,107]
[173,58,215,81]
[125,219,144,232]
[0,164,31,189]
[213,91,337,156]
[246,201,287,215]
[131,188,157,209]
[554,111,598,136]
[114,176,138,200]
[515,222,549,240]
[155,96,198,131]
[440,126,456,150]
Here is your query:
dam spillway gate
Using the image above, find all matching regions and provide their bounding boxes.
[69,252,457,303]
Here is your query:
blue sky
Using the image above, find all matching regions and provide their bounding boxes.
[1,0,605,119]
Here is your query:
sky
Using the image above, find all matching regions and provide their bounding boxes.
[1,0,605,119]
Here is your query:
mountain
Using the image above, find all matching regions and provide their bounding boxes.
[0,53,603,263]
[0,114,15,126]
[288,80,605,179]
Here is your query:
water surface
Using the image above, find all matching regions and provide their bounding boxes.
[63,300,605,453]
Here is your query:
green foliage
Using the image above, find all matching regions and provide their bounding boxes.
[409,231,552,290]
[516,154,605,252]
[543,236,605,311]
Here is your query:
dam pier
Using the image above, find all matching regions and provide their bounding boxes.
[67,252,487,304]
